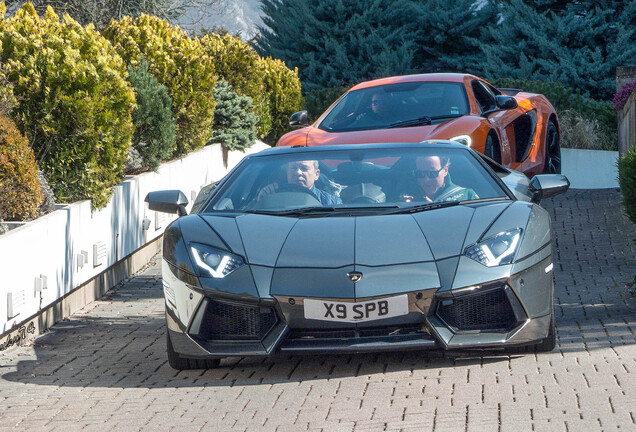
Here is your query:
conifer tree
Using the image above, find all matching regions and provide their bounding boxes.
[256,0,419,91]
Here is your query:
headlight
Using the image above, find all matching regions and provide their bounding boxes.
[465,229,522,267]
[450,135,472,147]
[190,243,244,278]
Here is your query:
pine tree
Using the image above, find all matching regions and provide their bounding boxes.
[457,0,636,99]
[212,80,257,152]
[256,0,419,91]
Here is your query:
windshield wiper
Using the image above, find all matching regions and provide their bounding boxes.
[381,201,462,214]
[243,205,401,217]
[388,116,432,128]
[388,114,465,129]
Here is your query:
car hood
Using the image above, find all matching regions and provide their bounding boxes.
[198,201,521,298]
[305,123,447,145]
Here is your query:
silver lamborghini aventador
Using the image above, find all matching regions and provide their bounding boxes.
[146,141,569,370]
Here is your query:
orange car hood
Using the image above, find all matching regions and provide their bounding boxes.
[304,124,446,146]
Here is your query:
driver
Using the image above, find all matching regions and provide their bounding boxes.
[400,155,478,203]
[258,160,342,206]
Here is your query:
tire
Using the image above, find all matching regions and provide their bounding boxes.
[167,332,220,370]
[543,121,561,174]
[484,133,501,164]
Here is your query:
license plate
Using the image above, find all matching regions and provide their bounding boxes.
[304,295,409,323]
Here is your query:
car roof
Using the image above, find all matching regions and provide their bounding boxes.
[250,141,472,159]
[348,73,474,91]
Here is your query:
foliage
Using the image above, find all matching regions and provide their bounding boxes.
[259,56,304,143]
[4,0,223,30]
[211,80,257,152]
[304,84,350,120]
[619,144,636,225]
[0,3,135,209]
[490,78,617,150]
[455,0,636,100]
[127,58,176,170]
[256,0,418,92]
[613,80,636,112]
[0,115,42,220]
[0,67,17,117]
[104,14,216,156]
[200,32,269,138]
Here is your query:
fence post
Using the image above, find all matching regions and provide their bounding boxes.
[617,66,636,157]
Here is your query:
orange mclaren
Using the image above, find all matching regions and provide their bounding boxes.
[277,73,561,176]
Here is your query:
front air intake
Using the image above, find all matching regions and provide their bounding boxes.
[197,299,278,341]
[437,286,518,332]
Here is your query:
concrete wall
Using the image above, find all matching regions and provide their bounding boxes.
[0,142,269,335]
[562,148,619,189]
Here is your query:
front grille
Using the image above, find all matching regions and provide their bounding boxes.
[437,287,517,331]
[288,324,426,340]
[197,299,278,341]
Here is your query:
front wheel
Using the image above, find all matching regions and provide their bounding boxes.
[543,121,561,174]
[167,332,220,370]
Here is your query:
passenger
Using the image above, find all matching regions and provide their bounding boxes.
[258,160,342,206]
[401,155,478,203]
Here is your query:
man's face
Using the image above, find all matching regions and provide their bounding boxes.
[416,156,448,197]
[371,92,387,115]
[287,160,319,189]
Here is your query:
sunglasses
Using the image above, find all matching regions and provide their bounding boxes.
[413,168,444,179]
[371,99,385,106]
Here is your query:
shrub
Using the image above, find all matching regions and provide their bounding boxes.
[0,4,135,209]
[619,145,636,225]
[0,67,17,118]
[200,33,270,138]
[127,59,176,171]
[103,15,216,156]
[613,80,636,112]
[490,78,617,151]
[0,116,42,221]
[211,80,257,152]
[259,57,304,144]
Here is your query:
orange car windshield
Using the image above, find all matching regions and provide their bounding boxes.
[318,81,470,132]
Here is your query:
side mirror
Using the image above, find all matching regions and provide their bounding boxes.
[289,110,309,127]
[528,175,570,203]
[495,95,518,110]
[145,190,189,216]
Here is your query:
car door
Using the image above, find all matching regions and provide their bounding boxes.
[470,80,521,167]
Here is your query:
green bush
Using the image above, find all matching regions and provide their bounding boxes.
[0,115,42,220]
[490,78,617,151]
[259,57,304,144]
[619,145,636,225]
[304,84,350,120]
[127,58,176,171]
[211,80,257,152]
[0,4,135,209]
[200,33,270,138]
[103,15,216,156]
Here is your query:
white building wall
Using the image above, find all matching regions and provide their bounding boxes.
[0,142,269,333]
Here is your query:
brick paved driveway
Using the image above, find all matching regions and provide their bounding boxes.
[1,190,635,432]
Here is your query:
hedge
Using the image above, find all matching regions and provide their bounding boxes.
[103,15,216,156]
[259,56,304,143]
[200,33,270,138]
[0,3,135,209]
[619,145,636,225]
[0,115,42,220]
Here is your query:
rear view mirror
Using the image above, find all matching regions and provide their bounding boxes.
[145,190,189,216]
[495,95,518,110]
[289,110,309,127]
[528,175,570,203]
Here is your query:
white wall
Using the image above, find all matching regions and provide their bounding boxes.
[0,142,269,334]
[561,148,619,189]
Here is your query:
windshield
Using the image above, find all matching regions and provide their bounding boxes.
[202,147,510,215]
[318,81,470,132]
